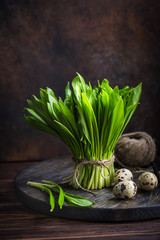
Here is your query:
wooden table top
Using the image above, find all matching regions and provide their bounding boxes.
[1,160,160,240]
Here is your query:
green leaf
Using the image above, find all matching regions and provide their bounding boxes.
[59,100,79,139]
[24,108,46,124]
[54,120,81,158]
[24,74,142,168]
[100,79,113,95]
[26,98,55,128]
[46,87,56,98]
[72,76,82,103]
[41,181,64,209]
[49,182,64,209]
[41,180,94,207]
[24,116,59,136]
[46,187,55,212]
[127,82,142,106]
[64,193,94,207]
[64,82,75,111]
[81,92,99,159]
[76,103,91,145]
[40,88,49,103]
[105,96,124,151]
[27,182,55,212]
[76,72,87,92]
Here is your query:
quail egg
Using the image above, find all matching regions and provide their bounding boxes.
[114,168,133,184]
[113,180,137,199]
[138,172,158,191]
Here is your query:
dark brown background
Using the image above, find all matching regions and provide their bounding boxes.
[0,0,160,162]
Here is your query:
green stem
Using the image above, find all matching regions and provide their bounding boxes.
[101,166,105,188]
[82,165,88,188]
[71,161,115,190]
[91,177,94,190]
[94,165,100,189]
[87,165,95,190]
[109,162,115,184]
[98,168,103,189]
[104,167,110,187]
[27,181,44,190]
[78,165,85,186]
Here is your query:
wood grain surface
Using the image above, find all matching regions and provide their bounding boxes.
[15,157,160,222]
[1,160,160,240]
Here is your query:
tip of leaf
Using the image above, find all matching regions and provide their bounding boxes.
[23,107,27,112]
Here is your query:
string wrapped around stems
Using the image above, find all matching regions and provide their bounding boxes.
[72,157,114,195]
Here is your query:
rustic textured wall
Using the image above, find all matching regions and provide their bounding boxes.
[0,0,160,161]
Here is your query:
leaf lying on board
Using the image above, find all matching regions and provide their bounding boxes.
[27,180,95,212]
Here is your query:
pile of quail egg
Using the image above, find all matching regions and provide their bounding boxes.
[112,168,158,199]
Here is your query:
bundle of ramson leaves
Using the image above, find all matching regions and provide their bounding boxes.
[24,73,142,190]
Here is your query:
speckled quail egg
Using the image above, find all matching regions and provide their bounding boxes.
[138,172,158,191]
[114,168,133,184]
[113,180,137,199]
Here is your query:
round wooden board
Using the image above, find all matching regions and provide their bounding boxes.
[15,157,160,222]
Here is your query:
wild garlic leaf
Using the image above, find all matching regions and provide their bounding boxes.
[24,116,59,136]
[24,108,46,124]
[106,97,124,150]
[72,76,82,104]
[64,82,74,110]
[76,72,87,92]
[127,82,142,106]
[76,103,91,145]
[53,183,64,209]
[45,187,55,212]
[27,181,55,212]
[46,87,56,98]
[40,88,49,103]
[59,100,79,139]
[24,73,142,163]
[64,194,94,207]
[54,120,81,158]
[44,182,65,209]
[27,99,53,127]
[40,180,94,208]
[100,79,113,95]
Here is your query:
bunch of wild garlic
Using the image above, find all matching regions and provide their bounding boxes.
[24,73,142,190]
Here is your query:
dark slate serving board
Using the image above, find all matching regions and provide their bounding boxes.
[15,156,160,222]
